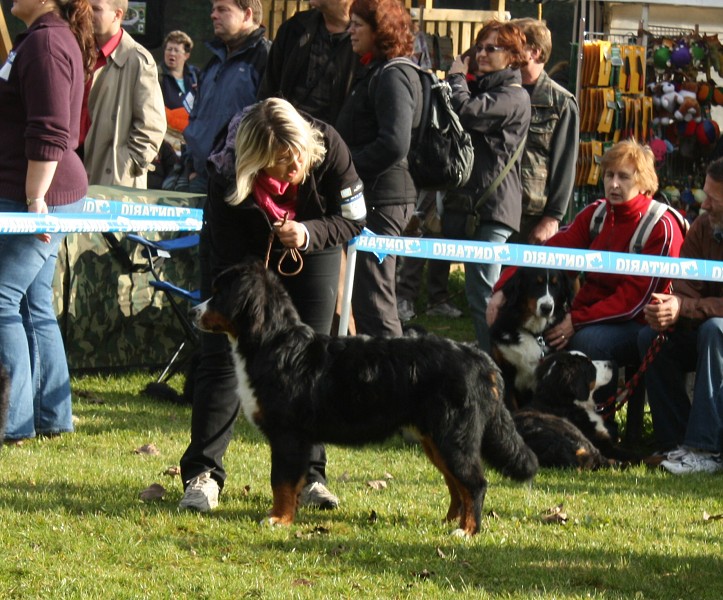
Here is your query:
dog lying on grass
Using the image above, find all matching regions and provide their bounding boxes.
[191,260,538,536]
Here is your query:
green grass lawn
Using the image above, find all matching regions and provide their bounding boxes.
[2,269,722,599]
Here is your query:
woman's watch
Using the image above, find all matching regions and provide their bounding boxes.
[26,197,45,206]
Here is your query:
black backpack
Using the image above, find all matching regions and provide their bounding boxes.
[373,58,474,191]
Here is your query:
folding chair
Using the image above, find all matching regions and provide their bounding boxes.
[126,233,201,383]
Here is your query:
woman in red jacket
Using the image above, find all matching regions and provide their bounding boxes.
[490,139,686,370]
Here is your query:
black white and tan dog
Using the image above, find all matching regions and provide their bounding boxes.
[192,260,538,536]
[513,351,630,469]
[490,267,574,411]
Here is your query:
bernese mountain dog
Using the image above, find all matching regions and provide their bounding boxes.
[192,260,538,537]
[490,267,574,411]
[514,351,632,469]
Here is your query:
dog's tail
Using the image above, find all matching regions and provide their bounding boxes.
[482,403,539,482]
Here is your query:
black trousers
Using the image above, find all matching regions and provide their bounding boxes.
[180,240,342,490]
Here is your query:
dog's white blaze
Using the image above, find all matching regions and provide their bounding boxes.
[498,331,544,392]
[230,346,261,427]
[574,358,615,438]
[523,276,556,334]
[592,359,614,388]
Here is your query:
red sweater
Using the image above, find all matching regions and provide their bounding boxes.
[0,12,87,205]
[496,194,685,328]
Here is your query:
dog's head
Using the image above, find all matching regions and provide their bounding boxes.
[535,351,614,406]
[192,259,301,344]
[501,268,573,335]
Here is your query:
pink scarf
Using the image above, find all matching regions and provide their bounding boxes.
[252,172,298,222]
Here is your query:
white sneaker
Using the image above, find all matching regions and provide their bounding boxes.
[660,448,723,475]
[179,472,220,512]
[299,482,339,510]
[397,299,416,322]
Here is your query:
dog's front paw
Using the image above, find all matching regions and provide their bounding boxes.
[450,528,471,538]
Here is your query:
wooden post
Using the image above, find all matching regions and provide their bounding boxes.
[0,3,12,63]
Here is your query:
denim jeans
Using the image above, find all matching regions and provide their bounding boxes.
[0,196,84,439]
[638,319,723,452]
[464,220,513,352]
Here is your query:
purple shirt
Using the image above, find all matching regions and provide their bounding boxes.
[0,12,88,205]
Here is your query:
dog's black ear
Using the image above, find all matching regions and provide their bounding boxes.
[501,268,523,308]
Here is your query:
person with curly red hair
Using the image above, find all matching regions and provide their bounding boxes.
[336,0,422,337]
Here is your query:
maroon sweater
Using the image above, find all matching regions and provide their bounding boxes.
[0,12,87,206]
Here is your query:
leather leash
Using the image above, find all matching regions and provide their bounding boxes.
[596,329,669,420]
[264,212,303,277]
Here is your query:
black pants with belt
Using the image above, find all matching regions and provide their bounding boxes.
[179,238,342,491]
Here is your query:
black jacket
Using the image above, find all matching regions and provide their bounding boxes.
[449,68,531,232]
[204,118,365,277]
[336,58,421,207]
[257,10,357,126]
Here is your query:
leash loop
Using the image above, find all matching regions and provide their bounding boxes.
[263,212,304,277]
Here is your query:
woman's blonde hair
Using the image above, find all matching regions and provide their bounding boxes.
[229,98,327,206]
[601,139,659,197]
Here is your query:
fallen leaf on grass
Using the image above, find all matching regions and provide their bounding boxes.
[162,466,180,477]
[436,547,446,558]
[383,472,394,480]
[368,510,378,523]
[242,484,251,496]
[134,443,160,455]
[338,471,350,482]
[74,390,105,404]
[541,503,568,524]
[330,544,347,556]
[292,579,313,587]
[139,483,166,501]
[413,569,433,580]
[367,479,387,490]
[703,511,723,521]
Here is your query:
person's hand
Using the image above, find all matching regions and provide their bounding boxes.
[643,292,681,332]
[486,290,505,326]
[28,198,50,243]
[527,216,559,245]
[449,54,469,77]
[274,218,307,249]
[545,313,574,349]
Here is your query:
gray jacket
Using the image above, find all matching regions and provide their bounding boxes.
[522,70,579,220]
[449,68,531,232]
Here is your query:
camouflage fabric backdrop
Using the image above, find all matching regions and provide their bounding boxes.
[52,186,204,372]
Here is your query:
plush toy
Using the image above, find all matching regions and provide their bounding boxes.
[652,41,672,74]
[690,38,707,69]
[649,137,668,163]
[696,119,720,146]
[658,81,678,112]
[698,80,714,104]
[675,82,701,122]
[714,87,723,106]
[670,39,692,69]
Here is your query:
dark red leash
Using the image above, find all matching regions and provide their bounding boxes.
[596,330,670,420]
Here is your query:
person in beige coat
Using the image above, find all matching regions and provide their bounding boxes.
[83,0,165,188]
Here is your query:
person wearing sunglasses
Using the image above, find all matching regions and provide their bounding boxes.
[445,19,531,353]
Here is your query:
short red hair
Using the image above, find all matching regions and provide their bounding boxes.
[475,19,528,70]
[350,0,414,59]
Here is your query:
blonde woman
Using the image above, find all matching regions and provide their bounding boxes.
[179,98,366,513]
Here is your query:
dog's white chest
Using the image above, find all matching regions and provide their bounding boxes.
[230,350,261,427]
[498,332,545,392]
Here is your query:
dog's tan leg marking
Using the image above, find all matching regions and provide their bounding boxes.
[269,481,303,526]
[420,437,478,534]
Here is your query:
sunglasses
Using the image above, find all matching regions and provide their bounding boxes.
[476,44,506,54]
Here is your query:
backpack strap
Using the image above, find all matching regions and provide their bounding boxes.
[589,200,607,243]
[473,136,527,213]
[631,199,668,253]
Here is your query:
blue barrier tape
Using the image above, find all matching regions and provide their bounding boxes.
[353,233,723,284]
[0,213,202,234]
[0,199,203,234]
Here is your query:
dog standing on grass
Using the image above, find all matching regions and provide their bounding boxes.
[192,260,538,537]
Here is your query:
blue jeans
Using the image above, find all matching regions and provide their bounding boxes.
[638,319,723,452]
[464,221,513,352]
[0,196,84,440]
